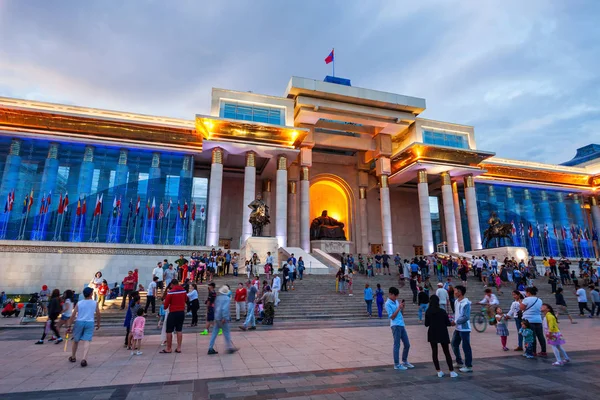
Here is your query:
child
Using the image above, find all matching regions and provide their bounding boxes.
[364,283,373,317]
[131,308,145,356]
[375,284,384,318]
[98,280,109,309]
[542,303,569,366]
[494,274,503,295]
[519,320,535,359]
[200,282,216,335]
[158,302,165,330]
[494,306,509,351]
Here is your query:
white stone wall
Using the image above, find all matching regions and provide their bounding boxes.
[0,242,239,295]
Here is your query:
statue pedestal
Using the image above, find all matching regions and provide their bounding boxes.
[311,240,352,254]
[467,246,529,263]
[240,236,279,275]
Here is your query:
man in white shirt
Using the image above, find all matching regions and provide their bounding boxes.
[479,288,499,319]
[575,285,591,316]
[145,276,158,314]
[475,258,484,280]
[272,274,281,306]
[435,282,449,310]
[153,262,165,297]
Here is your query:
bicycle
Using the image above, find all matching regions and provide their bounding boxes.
[472,306,494,333]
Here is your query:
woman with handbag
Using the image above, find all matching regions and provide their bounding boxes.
[519,286,547,357]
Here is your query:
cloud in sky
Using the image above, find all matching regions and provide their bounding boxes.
[1,0,600,163]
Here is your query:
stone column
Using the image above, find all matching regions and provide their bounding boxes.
[440,172,459,253]
[262,179,272,237]
[206,148,223,247]
[359,186,369,255]
[417,170,434,254]
[77,145,95,200]
[275,155,288,248]
[379,175,393,254]
[452,181,465,252]
[240,152,256,246]
[591,196,600,257]
[31,143,60,241]
[287,181,298,247]
[299,167,310,252]
[464,174,482,250]
[0,139,22,200]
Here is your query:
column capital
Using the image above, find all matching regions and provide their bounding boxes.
[417,169,427,184]
[488,185,496,197]
[277,155,287,170]
[359,187,367,199]
[379,175,389,188]
[288,181,297,194]
[262,179,272,192]
[47,143,59,160]
[118,149,128,165]
[440,171,451,186]
[506,187,514,198]
[211,148,223,164]
[591,196,598,206]
[541,190,548,201]
[557,192,565,202]
[245,151,256,167]
[523,188,531,200]
[464,174,475,188]
[301,166,309,181]
[573,194,581,203]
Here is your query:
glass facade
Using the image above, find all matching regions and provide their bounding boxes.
[0,136,208,245]
[220,101,284,125]
[422,130,469,149]
[458,182,595,257]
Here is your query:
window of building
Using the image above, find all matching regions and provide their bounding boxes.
[220,101,284,125]
[423,130,469,149]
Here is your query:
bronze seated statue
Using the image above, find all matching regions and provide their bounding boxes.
[310,210,346,241]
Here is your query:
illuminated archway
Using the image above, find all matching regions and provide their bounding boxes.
[309,175,353,240]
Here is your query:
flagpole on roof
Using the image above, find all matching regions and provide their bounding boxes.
[332,47,335,77]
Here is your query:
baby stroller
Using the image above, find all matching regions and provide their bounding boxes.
[20,293,43,324]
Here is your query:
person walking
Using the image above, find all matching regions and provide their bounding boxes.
[364,283,373,317]
[153,262,165,297]
[575,285,592,316]
[258,285,276,325]
[451,285,473,372]
[161,279,187,354]
[590,285,600,317]
[272,274,282,306]
[385,286,413,371]
[145,276,158,314]
[409,274,418,304]
[425,295,457,378]
[208,285,238,355]
[66,287,100,367]
[200,282,216,336]
[240,280,258,331]
[417,287,429,323]
[35,289,63,344]
[520,286,547,357]
[375,283,385,318]
[435,282,449,311]
[554,287,576,324]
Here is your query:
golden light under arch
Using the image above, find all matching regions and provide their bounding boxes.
[309,176,353,240]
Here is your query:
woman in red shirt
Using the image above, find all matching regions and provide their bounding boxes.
[234,283,247,321]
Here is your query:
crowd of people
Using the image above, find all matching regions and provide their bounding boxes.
[1,248,597,377]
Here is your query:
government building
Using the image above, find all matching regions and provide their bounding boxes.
[1,76,599,292]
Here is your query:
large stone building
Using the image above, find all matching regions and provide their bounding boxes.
[1,76,599,292]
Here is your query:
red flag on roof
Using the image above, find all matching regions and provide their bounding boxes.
[325,49,334,64]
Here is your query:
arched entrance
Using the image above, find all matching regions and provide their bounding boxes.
[309,175,353,241]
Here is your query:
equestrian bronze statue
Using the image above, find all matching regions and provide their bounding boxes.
[482,212,514,248]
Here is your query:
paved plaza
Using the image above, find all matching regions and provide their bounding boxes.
[0,318,598,398]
